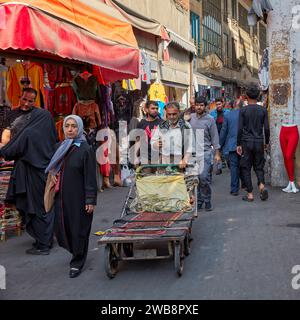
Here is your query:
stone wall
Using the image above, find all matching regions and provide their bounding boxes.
[268,0,300,186]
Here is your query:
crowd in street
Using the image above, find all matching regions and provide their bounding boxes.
[0,83,270,279]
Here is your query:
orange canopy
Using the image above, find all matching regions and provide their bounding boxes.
[0,0,138,48]
[0,1,140,81]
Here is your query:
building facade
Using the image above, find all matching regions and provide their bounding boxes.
[190,0,267,99]
[268,0,300,187]
[115,0,195,108]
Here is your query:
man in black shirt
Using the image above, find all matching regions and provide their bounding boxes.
[237,84,270,202]
[134,100,162,165]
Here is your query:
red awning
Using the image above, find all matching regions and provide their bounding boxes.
[0,3,140,81]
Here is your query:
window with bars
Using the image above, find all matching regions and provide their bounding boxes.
[190,11,201,55]
[232,0,237,20]
[239,3,250,34]
[202,0,222,58]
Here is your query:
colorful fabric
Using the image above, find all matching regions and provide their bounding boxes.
[148,83,166,102]
[7,62,45,109]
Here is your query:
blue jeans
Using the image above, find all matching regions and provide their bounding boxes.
[197,151,213,204]
[228,151,240,193]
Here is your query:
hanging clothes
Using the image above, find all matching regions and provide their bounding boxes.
[72,101,101,129]
[100,84,115,128]
[7,62,45,108]
[141,52,151,85]
[258,48,269,91]
[148,82,167,102]
[72,74,99,101]
[54,84,77,115]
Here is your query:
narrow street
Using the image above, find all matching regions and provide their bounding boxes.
[1,169,300,300]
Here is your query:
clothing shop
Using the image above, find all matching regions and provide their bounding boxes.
[0,0,140,240]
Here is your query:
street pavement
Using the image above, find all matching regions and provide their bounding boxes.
[1,169,300,300]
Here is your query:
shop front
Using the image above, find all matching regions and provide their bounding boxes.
[0,0,140,241]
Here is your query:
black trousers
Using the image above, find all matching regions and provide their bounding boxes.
[240,141,265,193]
[21,210,54,250]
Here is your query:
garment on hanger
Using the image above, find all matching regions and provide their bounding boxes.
[7,62,45,108]
[72,73,98,101]
[100,84,115,128]
[258,48,269,91]
[141,52,151,85]
[148,82,167,102]
[54,84,77,115]
[122,79,137,91]
[72,101,101,129]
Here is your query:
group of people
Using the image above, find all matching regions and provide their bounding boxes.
[0,83,270,279]
[133,83,270,211]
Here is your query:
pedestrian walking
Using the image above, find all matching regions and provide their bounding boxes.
[151,101,193,168]
[237,84,270,202]
[134,100,162,165]
[46,115,97,278]
[219,99,241,196]
[210,98,230,174]
[190,96,221,211]
[0,88,57,255]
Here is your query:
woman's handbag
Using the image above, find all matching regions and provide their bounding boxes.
[44,173,56,213]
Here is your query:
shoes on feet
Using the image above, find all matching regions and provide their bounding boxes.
[260,188,269,201]
[205,202,213,211]
[242,195,254,202]
[197,201,204,210]
[230,191,239,196]
[26,248,50,255]
[69,268,82,278]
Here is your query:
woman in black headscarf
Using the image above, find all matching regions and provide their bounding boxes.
[46,115,97,278]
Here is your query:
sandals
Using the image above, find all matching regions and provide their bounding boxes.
[242,195,254,202]
[260,188,269,201]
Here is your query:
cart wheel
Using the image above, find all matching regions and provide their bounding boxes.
[174,241,184,277]
[123,243,133,257]
[184,233,191,256]
[104,244,119,279]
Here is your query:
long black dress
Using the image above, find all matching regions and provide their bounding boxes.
[0,108,57,250]
[54,141,97,270]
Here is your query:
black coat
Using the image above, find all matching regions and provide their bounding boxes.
[0,108,57,216]
[54,142,97,255]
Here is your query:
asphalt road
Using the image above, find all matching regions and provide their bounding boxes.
[1,170,300,300]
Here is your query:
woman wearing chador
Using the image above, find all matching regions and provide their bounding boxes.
[46,115,97,278]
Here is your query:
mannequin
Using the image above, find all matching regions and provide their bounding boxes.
[280,123,299,193]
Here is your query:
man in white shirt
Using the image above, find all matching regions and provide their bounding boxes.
[151,102,193,168]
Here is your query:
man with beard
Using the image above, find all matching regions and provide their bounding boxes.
[190,96,221,211]
[134,100,162,165]
[151,102,193,169]
[0,88,57,255]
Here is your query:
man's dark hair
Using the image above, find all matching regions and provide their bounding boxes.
[246,84,260,100]
[165,101,180,110]
[195,96,207,106]
[145,100,158,108]
[215,97,222,103]
[22,87,37,98]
